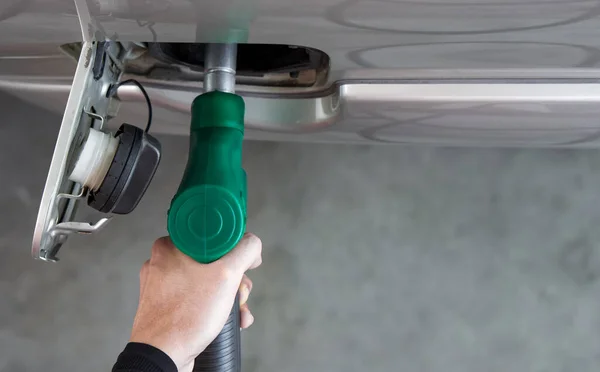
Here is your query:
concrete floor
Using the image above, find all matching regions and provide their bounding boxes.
[2,91,600,371]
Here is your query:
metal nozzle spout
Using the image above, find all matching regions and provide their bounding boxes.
[204,43,237,94]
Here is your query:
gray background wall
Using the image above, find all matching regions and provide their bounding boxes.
[2,91,600,371]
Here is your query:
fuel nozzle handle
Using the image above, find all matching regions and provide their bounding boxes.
[168,91,246,263]
[167,44,245,372]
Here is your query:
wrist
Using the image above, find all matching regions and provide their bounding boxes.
[114,342,178,372]
[129,334,189,371]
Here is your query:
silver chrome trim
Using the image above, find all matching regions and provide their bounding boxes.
[5,76,600,146]
[341,83,600,103]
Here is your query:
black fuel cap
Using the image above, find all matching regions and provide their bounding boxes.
[88,124,161,214]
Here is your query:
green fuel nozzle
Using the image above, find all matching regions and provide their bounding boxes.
[167,44,246,264]
[167,91,246,263]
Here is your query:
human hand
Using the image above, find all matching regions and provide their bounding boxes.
[129,233,262,372]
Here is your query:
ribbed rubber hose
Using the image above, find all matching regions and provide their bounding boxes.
[193,296,241,372]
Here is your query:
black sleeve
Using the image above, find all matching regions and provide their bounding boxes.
[112,342,178,372]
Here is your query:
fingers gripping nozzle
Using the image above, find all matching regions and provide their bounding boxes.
[167,43,246,264]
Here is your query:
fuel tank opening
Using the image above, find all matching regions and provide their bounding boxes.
[135,43,330,88]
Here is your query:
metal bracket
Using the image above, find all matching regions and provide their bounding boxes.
[32,41,129,262]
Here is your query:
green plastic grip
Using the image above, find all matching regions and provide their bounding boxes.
[167,91,246,263]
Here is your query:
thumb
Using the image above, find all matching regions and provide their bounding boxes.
[221,233,263,274]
